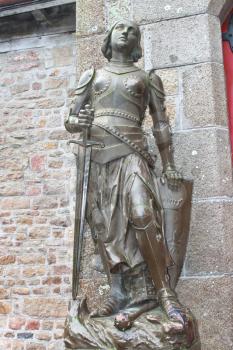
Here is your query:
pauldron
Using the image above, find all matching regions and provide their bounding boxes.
[149,70,166,100]
[75,67,95,95]
[65,67,95,133]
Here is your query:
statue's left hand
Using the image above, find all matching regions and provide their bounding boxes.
[162,164,183,189]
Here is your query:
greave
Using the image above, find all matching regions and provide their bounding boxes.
[133,220,170,292]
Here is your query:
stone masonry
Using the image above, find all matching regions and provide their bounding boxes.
[0,1,232,350]
[75,1,233,350]
[0,29,77,349]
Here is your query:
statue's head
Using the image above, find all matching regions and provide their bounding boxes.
[101,20,142,62]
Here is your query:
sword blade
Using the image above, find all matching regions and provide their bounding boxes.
[72,144,92,300]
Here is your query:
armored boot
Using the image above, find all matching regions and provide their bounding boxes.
[133,219,187,326]
[90,272,128,317]
[157,288,187,325]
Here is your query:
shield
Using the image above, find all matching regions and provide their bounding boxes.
[158,178,193,289]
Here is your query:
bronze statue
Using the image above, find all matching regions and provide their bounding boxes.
[64,20,200,350]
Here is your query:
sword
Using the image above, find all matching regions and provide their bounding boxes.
[69,126,104,300]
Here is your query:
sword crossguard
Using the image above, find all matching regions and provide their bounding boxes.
[68,140,105,148]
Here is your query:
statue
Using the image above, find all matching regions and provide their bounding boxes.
[64,20,201,350]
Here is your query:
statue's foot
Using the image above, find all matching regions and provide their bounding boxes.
[157,288,187,326]
[90,294,128,318]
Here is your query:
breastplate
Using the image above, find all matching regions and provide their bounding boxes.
[92,67,149,124]
[90,66,150,164]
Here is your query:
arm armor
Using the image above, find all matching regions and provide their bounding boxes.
[148,70,172,151]
[65,67,95,133]
[152,122,171,151]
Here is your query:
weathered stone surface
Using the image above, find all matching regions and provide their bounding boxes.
[76,0,105,36]
[173,129,233,198]
[42,277,61,285]
[24,298,68,318]
[26,344,46,350]
[32,197,58,210]
[0,255,16,265]
[48,341,65,350]
[208,0,232,19]
[50,46,74,68]
[17,255,45,265]
[48,160,63,169]
[185,201,233,275]
[30,155,46,172]
[0,30,76,349]
[132,0,228,24]
[144,14,223,70]
[0,287,9,299]
[9,317,26,330]
[43,181,67,196]
[26,320,40,330]
[42,321,53,330]
[0,302,11,314]
[164,96,177,129]
[0,197,30,210]
[177,276,233,350]
[76,34,106,77]
[53,265,71,275]
[11,83,30,95]
[79,231,105,279]
[23,267,46,278]
[78,277,109,311]
[0,172,23,182]
[37,98,65,109]
[12,340,25,350]
[28,226,50,239]
[0,339,11,349]
[0,157,28,171]
[44,77,67,90]
[156,68,179,96]
[182,63,227,128]
[36,332,52,341]
[54,328,63,339]
[49,129,70,140]
[0,182,25,196]
[12,287,30,295]
[105,0,132,27]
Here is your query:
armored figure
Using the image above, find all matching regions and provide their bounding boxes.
[65,21,187,327]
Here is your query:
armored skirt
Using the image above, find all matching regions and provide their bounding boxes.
[86,152,171,273]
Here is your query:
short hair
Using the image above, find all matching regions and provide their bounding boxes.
[101,21,142,62]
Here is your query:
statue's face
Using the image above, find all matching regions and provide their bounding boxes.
[110,21,139,54]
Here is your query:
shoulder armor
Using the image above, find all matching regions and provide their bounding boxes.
[75,67,95,95]
[148,70,165,100]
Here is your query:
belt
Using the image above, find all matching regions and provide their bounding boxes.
[95,109,141,124]
[92,121,155,168]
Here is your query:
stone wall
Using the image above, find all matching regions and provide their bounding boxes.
[0,1,232,349]
[0,30,77,349]
[75,1,233,350]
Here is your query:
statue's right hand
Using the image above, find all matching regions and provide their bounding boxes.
[68,104,94,130]
[78,104,94,130]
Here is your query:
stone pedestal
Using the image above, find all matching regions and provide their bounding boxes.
[64,299,201,350]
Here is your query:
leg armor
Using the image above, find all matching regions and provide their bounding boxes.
[129,174,189,326]
[129,174,170,291]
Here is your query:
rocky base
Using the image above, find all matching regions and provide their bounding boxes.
[64,298,201,350]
